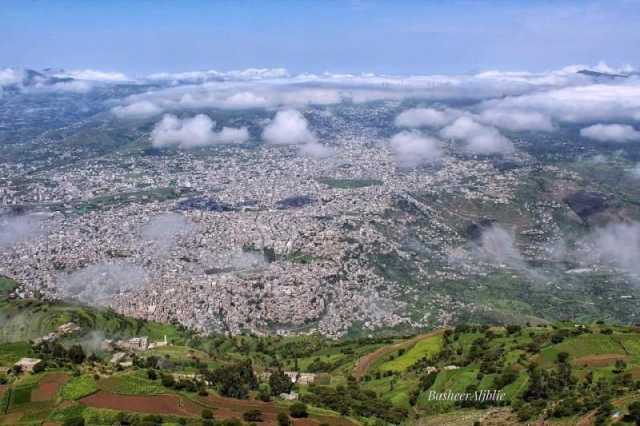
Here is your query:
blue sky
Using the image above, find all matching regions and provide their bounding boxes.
[1,0,639,75]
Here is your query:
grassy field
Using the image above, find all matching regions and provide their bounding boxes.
[378,334,443,373]
[59,375,98,400]
[0,298,188,344]
[97,372,166,395]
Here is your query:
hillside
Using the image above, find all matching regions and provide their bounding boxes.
[1,295,640,425]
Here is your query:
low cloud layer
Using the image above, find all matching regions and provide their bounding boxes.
[141,213,195,253]
[395,108,459,128]
[0,214,46,249]
[57,262,147,306]
[389,130,442,167]
[478,109,554,132]
[580,124,640,143]
[440,117,514,154]
[150,114,249,148]
[112,101,163,119]
[583,222,640,277]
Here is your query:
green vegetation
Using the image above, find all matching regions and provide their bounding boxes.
[1,293,639,425]
[60,375,98,400]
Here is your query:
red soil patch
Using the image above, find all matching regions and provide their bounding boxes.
[80,391,202,417]
[574,353,629,368]
[31,373,70,402]
[0,384,6,399]
[81,391,355,425]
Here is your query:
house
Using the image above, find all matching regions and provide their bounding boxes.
[280,391,299,400]
[110,352,131,366]
[284,371,316,385]
[148,335,169,349]
[14,358,42,373]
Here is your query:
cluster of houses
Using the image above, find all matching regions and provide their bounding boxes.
[33,322,81,345]
[107,335,170,367]
[103,335,168,353]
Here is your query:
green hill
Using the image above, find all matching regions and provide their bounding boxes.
[1,294,639,425]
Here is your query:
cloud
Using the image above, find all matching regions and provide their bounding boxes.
[141,213,194,254]
[53,69,130,82]
[631,164,640,178]
[389,130,442,167]
[112,101,163,119]
[299,141,335,159]
[580,124,640,142]
[583,222,640,277]
[0,68,23,87]
[262,110,333,157]
[150,114,249,148]
[395,108,459,128]
[0,214,47,248]
[112,64,598,117]
[262,109,317,145]
[474,225,523,266]
[477,109,554,132]
[482,82,640,123]
[440,117,514,154]
[146,67,289,84]
[57,262,147,306]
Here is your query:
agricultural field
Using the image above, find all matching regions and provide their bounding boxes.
[1,293,640,425]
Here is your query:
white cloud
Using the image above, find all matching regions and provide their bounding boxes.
[395,108,459,128]
[150,114,249,148]
[299,141,335,159]
[580,124,640,143]
[0,68,23,87]
[482,83,640,123]
[262,110,317,145]
[141,212,194,254]
[53,69,130,82]
[389,130,442,167]
[0,214,47,248]
[57,262,147,306]
[112,101,163,119]
[440,117,514,154]
[632,164,640,178]
[584,222,640,277]
[147,67,289,83]
[477,109,554,132]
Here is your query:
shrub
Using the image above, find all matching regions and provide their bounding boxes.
[201,409,214,419]
[160,373,175,388]
[147,369,157,380]
[289,402,308,418]
[243,409,264,421]
[277,412,291,426]
[63,418,85,426]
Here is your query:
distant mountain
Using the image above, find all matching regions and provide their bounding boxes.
[577,69,629,79]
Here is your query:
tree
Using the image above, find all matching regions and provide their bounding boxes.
[270,370,293,396]
[258,383,272,402]
[627,401,640,425]
[277,412,291,426]
[68,345,86,364]
[289,402,308,418]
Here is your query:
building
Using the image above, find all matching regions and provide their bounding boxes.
[284,371,316,385]
[14,358,42,373]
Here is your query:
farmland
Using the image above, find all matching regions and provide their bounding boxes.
[1,294,640,425]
